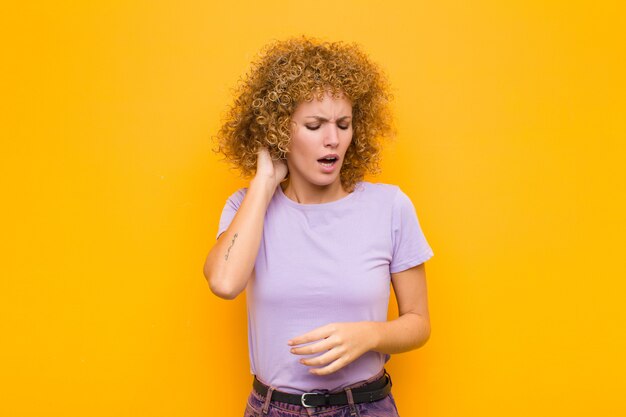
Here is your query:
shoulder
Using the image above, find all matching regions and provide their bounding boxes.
[230,186,248,199]
[224,187,248,209]
[357,182,418,219]
[356,181,403,202]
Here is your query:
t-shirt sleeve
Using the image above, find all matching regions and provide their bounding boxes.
[216,188,248,240]
[389,187,434,273]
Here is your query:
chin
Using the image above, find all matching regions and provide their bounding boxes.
[311,175,340,187]
[291,163,343,187]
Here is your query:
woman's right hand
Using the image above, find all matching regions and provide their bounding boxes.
[254,147,288,189]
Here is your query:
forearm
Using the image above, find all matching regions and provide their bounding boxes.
[204,178,275,299]
[369,312,431,354]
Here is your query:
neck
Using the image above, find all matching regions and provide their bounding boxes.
[280,177,349,204]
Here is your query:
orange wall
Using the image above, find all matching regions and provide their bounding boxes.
[2,1,625,416]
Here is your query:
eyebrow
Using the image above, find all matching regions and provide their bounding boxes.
[304,116,352,122]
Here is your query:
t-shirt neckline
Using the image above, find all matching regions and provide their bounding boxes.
[276,182,362,210]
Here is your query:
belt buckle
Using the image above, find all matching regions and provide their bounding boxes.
[301,392,317,408]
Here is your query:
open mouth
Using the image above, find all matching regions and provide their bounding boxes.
[317,156,338,168]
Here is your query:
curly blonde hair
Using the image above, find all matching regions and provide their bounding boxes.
[213,36,395,192]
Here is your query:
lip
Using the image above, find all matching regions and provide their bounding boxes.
[317,154,340,173]
[318,153,339,160]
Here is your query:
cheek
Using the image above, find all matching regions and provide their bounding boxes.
[287,137,315,165]
[342,130,354,147]
[291,132,317,153]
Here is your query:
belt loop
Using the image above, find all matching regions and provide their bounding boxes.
[262,386,275,414]
[344,387,359,417]
[385,370,393,388]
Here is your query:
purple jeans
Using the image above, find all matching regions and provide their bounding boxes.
[242,369,401,417]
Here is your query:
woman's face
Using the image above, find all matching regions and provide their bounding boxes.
[287,91,353,188]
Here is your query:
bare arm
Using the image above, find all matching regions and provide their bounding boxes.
[203,148,287,300]
[370,262,431,353]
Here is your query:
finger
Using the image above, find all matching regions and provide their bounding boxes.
[290,337,335,356]
[288,325,333,347]
[299,346,344,367]
[309,355,352,376]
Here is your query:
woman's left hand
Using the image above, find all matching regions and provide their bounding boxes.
[288,322,377,376]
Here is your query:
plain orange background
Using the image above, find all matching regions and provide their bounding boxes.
[2,1,625,416]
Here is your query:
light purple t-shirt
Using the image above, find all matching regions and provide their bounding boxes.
[216,181,434,394]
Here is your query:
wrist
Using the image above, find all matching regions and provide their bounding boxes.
[366,321,384,352]
[249,176,278,200]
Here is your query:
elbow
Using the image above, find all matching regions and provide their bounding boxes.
[211,284,240,300]
[416,320,431,348]
[205,272,242,300]
[202,255,248,300]
[422,324,432,345]
[406,312,431,349]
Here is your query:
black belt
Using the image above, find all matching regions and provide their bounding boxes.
[252,371,392,408]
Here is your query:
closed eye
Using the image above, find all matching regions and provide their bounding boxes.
[306,123,350,131]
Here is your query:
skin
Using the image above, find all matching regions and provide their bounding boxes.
[280,90,354,204]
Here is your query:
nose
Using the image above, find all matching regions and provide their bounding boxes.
[323,124,339,148]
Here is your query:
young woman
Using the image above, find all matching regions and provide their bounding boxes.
[204,36,434,417]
